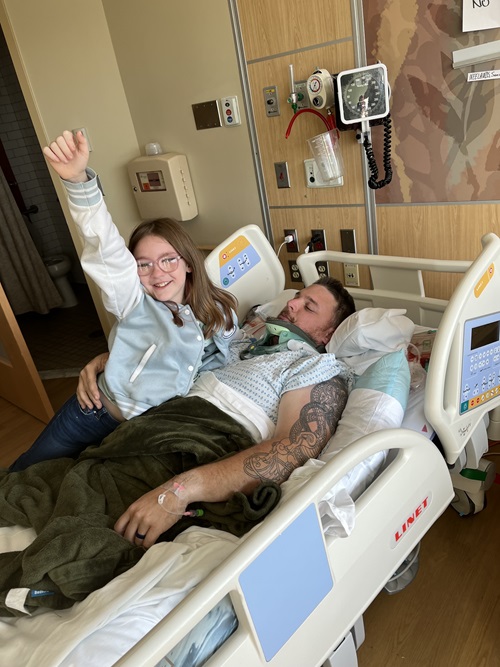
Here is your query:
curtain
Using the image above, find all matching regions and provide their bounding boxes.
[0,168,62,314]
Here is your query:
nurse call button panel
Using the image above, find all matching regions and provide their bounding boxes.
[217,235,261,287]
[460,311,500,414]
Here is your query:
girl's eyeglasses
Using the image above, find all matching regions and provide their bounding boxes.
[136,255,182,276]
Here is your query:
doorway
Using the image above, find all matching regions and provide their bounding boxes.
[0,24,108,378]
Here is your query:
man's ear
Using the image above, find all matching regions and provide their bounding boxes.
[320,326,336,346]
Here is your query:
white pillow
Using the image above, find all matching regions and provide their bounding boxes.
[327,308,415,375]
[320,349,410,464]
[254,289,297,319]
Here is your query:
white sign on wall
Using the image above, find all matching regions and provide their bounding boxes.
[467,68,500,80]
[463,0,500,32]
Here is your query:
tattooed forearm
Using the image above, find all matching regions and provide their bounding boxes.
[243,376,348,484]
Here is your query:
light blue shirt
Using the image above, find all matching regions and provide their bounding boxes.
[63,171,237,419]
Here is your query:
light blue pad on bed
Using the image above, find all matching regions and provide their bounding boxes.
[354,349,411,410]
[239,503,333,661]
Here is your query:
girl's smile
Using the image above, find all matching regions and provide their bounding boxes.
[133,235,191,304]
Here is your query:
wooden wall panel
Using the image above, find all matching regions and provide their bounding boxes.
[237,0,352,60]
[377,204,500,299]
[235,0,367,287]
[235,0,500,301]
[247,42,365,209]
[270,206,369,289]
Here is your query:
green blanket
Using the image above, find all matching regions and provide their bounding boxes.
[0,396,281,615]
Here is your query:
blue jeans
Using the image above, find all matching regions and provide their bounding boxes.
[10,394,121,472]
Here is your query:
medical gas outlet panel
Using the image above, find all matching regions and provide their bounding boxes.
[460,311,500,414]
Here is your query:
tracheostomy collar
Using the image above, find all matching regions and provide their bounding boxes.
[240,318,326,358]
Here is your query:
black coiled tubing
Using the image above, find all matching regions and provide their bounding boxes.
[363,114,393,189]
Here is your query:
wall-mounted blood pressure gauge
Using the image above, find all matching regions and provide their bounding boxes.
[336,63,390,125]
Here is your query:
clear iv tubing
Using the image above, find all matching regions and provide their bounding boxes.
[285,108,335,139]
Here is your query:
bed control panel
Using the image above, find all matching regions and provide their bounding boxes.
[205,224,285,323]
[460,312,500,414]
[216,235,261,288]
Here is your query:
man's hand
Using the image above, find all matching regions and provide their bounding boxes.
[114,480,189,549]
[76,352,109,409]
[42,130,89,183]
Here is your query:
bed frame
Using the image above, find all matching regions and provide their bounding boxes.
[114,230,500,667]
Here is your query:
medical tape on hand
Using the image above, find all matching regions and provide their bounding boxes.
[157,482,204,518]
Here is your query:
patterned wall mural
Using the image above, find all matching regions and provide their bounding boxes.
[363,0,500,204]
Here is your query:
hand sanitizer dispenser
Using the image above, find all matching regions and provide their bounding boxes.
[127,153,198,221]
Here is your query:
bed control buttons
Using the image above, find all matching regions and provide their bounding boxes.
[460,313,500,414]
[216,237,262,287]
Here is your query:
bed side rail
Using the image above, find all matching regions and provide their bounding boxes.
[115,430,452,667]
[297,249,470,327]
[425,232,500,464]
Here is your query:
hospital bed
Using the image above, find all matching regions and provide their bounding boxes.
[1,227,500,667]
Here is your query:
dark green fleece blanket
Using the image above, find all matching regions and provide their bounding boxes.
[0,396,280,615]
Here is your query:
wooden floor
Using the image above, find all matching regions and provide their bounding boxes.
[359,446,500,667]
[1,385,500,664]
[0,377,77,468]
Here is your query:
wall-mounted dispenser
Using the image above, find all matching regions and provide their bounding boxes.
[127,153,198,221]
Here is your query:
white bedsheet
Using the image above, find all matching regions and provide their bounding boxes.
[0,526,240,667]
[0,467,362,667]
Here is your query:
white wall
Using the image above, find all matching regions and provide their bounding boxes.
[1,0,263,248]
[101,0,263,245]
[0,0,141,236]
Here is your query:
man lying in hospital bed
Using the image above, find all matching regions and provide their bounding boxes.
[0,275,358,612]
[0,299,418,665]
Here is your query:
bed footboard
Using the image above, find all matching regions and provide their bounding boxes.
[115,430,453,667]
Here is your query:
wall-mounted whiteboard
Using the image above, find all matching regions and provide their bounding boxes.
[463,1,500,33]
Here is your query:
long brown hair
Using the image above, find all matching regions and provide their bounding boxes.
[129,218,237,338]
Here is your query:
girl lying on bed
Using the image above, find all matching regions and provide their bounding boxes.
[0,278,355,615]
[10,130,238,472]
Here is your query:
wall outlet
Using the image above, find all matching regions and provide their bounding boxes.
[304,159,343,188]
[344,263,360,287]
[341,230,358,286]
[311,229,327,251]
[340,229,357,253]
[284,228,299,252]
[288,260,302,283]
[316,260,329,277]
